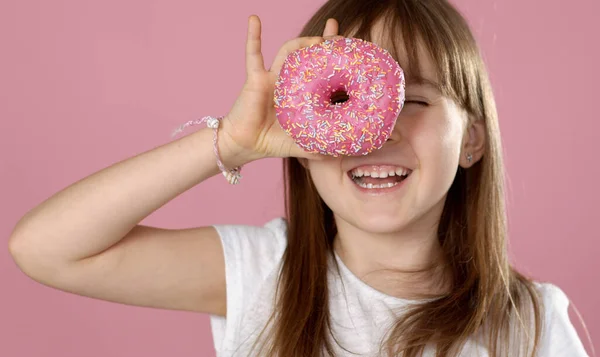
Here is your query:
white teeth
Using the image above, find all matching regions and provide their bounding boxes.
[351,166,411,178]
[356,181,398,189]
[350,166,412,190]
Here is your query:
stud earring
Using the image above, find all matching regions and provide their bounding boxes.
[466,153,473,163]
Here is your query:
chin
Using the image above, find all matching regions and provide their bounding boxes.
[339,210,414,235]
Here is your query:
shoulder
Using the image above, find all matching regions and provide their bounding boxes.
[212,217,288,281]
[535,282,569,313]
[209,218,288,352]
[213,216,287,240]
[534,282,570,319]
[535,282,579,326]
[534,282,590,356]
[212,217,288,262]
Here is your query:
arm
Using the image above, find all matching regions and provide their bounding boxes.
[8,124,242,315]
[8,15,340,317]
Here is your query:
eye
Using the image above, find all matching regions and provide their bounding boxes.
[405,100,429,106]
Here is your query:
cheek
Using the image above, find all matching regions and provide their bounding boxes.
[403,106,465,167]
[402,109,465,201]
[307,159,345,196]
[407,120,462,163]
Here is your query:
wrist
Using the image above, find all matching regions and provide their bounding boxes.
[217,116,261,168]
[171,115,254,185]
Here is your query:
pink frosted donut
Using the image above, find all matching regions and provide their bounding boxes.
[274,37,405,156]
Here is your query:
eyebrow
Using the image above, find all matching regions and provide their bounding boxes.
[405,76,443,93]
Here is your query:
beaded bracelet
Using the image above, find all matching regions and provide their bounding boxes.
[171,116,243,185]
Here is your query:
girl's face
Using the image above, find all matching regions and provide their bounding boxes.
[307,45,471,235]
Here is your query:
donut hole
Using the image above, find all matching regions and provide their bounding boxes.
[330,89,350,105]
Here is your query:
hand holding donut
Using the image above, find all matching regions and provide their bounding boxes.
[220,16,342,167]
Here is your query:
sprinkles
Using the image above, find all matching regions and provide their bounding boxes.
[274,37,405,156]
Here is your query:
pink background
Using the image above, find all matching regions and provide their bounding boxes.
[1,0,597,356]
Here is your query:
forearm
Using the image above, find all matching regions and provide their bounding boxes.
[9,125,244,262]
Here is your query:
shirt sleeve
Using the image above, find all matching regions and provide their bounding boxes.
[207,217,288,353]
[536,283,590,357]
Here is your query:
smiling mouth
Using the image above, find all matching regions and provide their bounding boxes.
[348,166,412,189]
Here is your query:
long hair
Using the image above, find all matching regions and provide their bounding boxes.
[254,0,542,356]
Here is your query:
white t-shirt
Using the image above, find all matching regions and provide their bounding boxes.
[209,218,589,357]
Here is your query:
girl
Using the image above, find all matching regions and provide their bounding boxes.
[8,0,590,356]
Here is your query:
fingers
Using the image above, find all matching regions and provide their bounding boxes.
[246,15,266,74]
[293,148,325,161]
[250,16,342,77]
[267,18,342,76]
[271,129,325,160]
[322,18,339,38]
[269,36,325,75]
[289,143,325,161]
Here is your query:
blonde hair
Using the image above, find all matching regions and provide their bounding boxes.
[253,0,543,355]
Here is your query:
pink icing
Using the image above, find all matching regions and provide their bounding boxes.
[274,37,405,156]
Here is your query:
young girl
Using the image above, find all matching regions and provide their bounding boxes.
[8,0,590,356]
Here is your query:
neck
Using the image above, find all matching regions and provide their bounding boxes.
[333,210,450,300]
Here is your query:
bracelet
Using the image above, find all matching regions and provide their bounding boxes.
[171,116,243,185]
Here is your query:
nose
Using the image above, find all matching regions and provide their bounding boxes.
[385,124,402,142]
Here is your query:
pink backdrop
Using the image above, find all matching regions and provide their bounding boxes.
[1,0,597,355]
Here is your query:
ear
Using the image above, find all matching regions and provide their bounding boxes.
[459,118,486,168]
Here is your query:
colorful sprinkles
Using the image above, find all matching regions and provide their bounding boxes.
[274,37,405,156]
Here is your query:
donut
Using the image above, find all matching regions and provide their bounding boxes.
[274,37,405,156]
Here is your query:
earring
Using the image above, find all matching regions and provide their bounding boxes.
[466,153,473,163]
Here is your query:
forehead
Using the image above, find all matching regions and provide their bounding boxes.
[344,16,439,87]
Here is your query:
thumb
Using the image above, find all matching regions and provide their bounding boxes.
[285,138,326,161]
[271,129,326,160]
[290,147,326,161]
